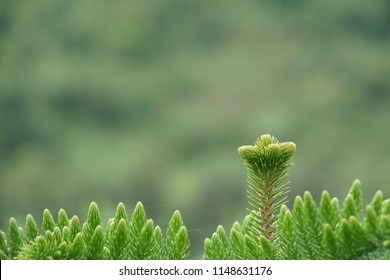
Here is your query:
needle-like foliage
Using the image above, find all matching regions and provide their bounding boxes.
[238,134,296,242]
[204,134,390,260]
[0,202,190,260]
[1,134,390,260]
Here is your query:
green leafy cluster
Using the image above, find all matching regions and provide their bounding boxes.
[1,134,390,260]
[204,179,390,260]
[204,135,390,260]
[0,202,189,260]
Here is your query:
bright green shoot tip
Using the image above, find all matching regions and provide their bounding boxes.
[238,134,296,242]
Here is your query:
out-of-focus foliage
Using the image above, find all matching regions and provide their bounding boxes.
[1,0,390,258]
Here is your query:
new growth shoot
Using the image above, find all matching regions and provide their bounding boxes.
[238,134,296,242]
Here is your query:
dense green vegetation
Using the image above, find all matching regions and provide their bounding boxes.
[204,135,390,260]
[0,202,190,260]
[2,135,389,260]
[1,1,390,257]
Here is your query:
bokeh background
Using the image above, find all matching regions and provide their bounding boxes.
[1,0,390,258]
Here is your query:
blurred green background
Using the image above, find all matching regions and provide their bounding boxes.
[1,0,390,258]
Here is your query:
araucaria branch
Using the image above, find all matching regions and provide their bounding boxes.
[238,134,296,242]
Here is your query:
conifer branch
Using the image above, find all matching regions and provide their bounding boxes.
[204,134,390,260]
[1,133,390,260]
[238,134,296,242]
[0,202,189,260]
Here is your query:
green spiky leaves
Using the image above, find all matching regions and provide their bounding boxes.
[1,134,390,260]
[205,179,390,260]
[164,211,190,260]
[238,134,296,241]
[204,134,390,260]
[0,202,189,260]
